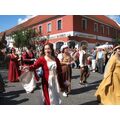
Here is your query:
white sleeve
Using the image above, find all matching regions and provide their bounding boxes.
[79,51,84,67]
[57,53,63,62]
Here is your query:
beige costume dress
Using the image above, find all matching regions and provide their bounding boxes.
[58,53,72,93]
[95,54,120,105]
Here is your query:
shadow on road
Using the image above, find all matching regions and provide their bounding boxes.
[0,89,29,105]
[89,79,102,85]
[70,79,102,95]
[3,89,26,97]
[80,100,100,105]
[0,96,29,105]
[72,75,80,79]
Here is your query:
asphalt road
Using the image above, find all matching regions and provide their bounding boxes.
[0,68,103,105]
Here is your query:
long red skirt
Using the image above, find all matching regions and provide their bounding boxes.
[8,60,20,82]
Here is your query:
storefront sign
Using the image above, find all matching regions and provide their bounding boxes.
[74,33,96,39]
[50,33,68,39]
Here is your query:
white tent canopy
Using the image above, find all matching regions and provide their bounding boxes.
[96,44,113,49]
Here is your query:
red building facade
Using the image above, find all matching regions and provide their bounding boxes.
[29,15,120,49]
[1,15,120,49]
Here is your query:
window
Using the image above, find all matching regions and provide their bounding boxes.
[56,42,64,50]
[68,41,75,48]
[106,26,110,36]
[82,18,87,30]
[100,25,104,34]
[94,23,98,32]
[57,20,62,30]
[39,26,42,33]
[47,23,52,32]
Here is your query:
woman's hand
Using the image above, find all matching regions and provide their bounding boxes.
[22,66,29,71]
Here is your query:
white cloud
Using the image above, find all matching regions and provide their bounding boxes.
[17,15,36,24]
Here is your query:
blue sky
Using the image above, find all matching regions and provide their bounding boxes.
[0,15,120,32]
[0,15,34,32]
[0,15,25,32]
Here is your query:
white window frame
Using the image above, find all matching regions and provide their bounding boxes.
[94,23,98,32]
[57,19,62,30]
[100,25,104,34]
[47,22,52,32]
[82,18,87,30]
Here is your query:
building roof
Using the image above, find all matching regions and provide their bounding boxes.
[0,15,120,37]
[87,15,120,29]
[0,15,56,36]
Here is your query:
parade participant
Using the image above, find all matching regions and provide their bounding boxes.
[95,45,120,105]
[58,44,73,97]
[8,48,20,82]
[23,43,65,105]
[91,48,97,72]
[72,48,80,68]
[22,46,39,81]
[22,46,35,66]
[96,48,105,74]
[0,49,5,92]
[79,45,89,85]
[36,47,44,78]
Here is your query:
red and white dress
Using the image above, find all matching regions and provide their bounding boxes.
[29,57,65,105]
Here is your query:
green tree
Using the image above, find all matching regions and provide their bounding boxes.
[12,28,37,48]
[113,38,120,45]
[12,30,23,48]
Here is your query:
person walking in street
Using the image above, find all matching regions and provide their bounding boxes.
[79,45,90,85]
[58,44,74,97]
[23,43,65,105]
[96,48,105,74]
[8,48,20,82]
[22,46,36,66]
[91,48,97,72]
[22,46,39,81]
[95,45,120,105]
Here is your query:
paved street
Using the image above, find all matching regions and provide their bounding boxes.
[0,68,103,105]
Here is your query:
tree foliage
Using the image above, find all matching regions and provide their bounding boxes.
[12,28,37,48]
[113,38,120,45]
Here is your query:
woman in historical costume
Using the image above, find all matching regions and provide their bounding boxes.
[8,48,20,82]
[22,46,39,81]
[22,46,35,66]
[23,43,65,105]
[79,45,90,85]
[95,45,120,105]
[58,45,73,97]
